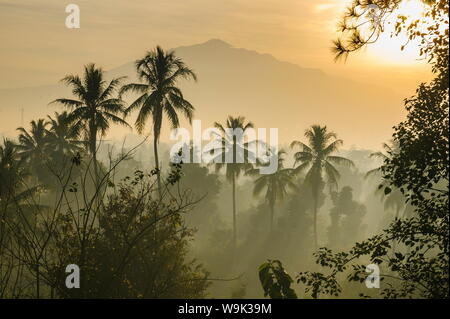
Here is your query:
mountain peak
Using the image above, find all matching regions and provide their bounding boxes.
[201,39,232,48]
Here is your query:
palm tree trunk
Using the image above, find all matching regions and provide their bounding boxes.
[313,192,318,250]
[152,131,161,257]
[89,122,99,188]
[232,173,237,249]
[153,135,162,198]
[93,144,99,188]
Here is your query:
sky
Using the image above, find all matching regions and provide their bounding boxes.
[0,0,430,92]
[0,0,434,150]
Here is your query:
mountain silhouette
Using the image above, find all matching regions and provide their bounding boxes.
[0,39,404,148]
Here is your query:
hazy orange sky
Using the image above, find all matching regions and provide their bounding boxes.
[0,0,435,151]
[0,0,430,92]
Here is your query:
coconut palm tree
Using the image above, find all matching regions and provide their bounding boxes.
[365,141,415,253]
[120,46,197,195]
[291,125,354,249]
[0,138,43,298]
[0,138,40,206]
[208,116,255,248]
[16,119,49,178]
[46,111,83,157]
[247,150,296,232]
[0,139,25,201]
[52,63,129,184]
[365,142,395,180]
[365,142,411,219]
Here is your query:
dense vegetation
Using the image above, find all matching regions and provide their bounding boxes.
[0,0,448,299]
[260,0,449,299]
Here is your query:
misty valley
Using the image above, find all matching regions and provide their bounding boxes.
[0,0,448,302]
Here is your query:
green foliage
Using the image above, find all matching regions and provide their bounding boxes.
[209,116,255,247]
[13,113,87,191]
[1,150,211,298]
[0,139,27,200]
[49,170,210,298]
[259,260,297,299]
[366,142,414,220]
[332,0,449,62]
[177,162,222,230]
[211,116,255,182]
[291,125,354,248]
[52,63,129,156]
[328,186,366,248]
[120,46,197,136]
[119,47,197,195]
[260,0,449,299]
[247,150,297,231]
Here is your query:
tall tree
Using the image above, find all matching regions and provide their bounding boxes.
[210,116,254,248]
[366,142,412,219]
[46,111,83,157]
[0,138,40,216]
[0,139,26,201]
[52,63,128,184]
[120,46,197,195]
[328,186,366,248]
[247,150,296,232]
[291,125,354,249]
[16,119,49,181]
[261,0,449,299]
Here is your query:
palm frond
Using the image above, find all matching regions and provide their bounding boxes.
[326,155,354,168]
